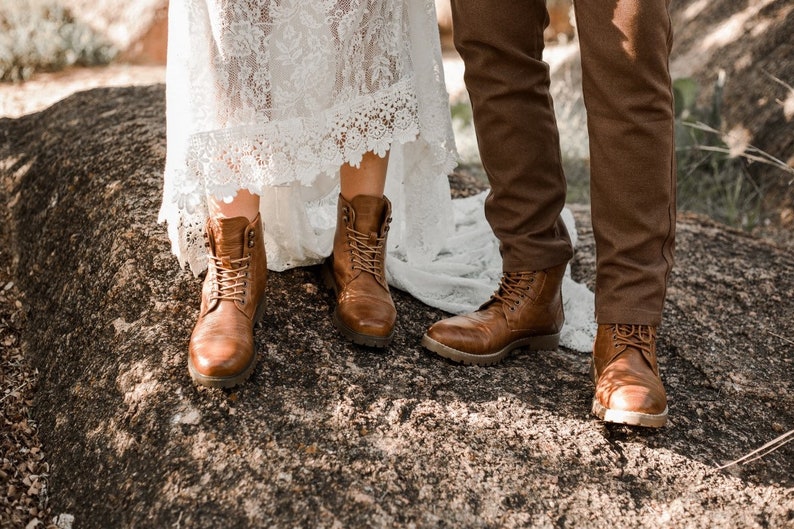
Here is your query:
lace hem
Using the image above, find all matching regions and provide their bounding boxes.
[159,76,458,276]
[173,77,445,207]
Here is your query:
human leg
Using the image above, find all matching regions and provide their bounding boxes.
[340,151,389,201]
[207,189,261,223]
[574,0,676,426]
[450,0,572,271]
[422,0,571,364]
[327,151,396,347]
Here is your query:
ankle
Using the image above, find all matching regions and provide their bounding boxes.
[340,192,383,202]
[207,189,261,222]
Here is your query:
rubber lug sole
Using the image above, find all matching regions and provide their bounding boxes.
[589,361,668,427]
[591,399,668,428]
[188,353,257,389]
[421,332,560,366]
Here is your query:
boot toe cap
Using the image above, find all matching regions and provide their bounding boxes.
[427,320,488,352]
[190,338,254,378]
[596,378,667,415]
[338,304,396,337]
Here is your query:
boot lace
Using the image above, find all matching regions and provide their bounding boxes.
[490,271,537,311]
[208,255,251,304]
[611,324,657,369]
[346,226,387,283]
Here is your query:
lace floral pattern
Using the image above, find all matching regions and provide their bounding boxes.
[184,79,421,202]
[160,0,457,274]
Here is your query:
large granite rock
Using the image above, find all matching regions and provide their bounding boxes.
[1,86,792,528]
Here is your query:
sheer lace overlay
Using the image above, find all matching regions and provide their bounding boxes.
[161,0,457,272]
[160,0,596,352]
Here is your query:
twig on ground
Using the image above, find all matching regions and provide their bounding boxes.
[0,380,27,404]
[717,429,794,470]
[763,70,794,93]
[768,331,794,346]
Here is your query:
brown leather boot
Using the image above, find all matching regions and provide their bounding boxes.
[422,264,567,365]
[591,324,668,427]
[325,194,396,348]
[188,214,268,388]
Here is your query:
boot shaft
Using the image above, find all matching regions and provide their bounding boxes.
[203,213,267,319]
[484,264,566,335]
[332,194,392,291]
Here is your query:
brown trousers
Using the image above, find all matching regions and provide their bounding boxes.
[451,0,676,326]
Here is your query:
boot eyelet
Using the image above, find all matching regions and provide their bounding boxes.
[509,307,515,312]
[248,240,255,248]
[249,230,255,238]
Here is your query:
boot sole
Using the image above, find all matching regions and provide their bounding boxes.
[332,310,394,348]
[589,362,668,428]
[188,353,257,389]
[591,399,668,428]
[187,297,267,389]
[323,260,394,348]
[421,332,560,366]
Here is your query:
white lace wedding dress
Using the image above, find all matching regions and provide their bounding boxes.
[160,0,595,352]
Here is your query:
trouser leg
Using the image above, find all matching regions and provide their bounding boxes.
[450,0,573,271]
[574,0,676,325]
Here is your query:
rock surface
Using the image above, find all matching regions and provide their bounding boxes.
[671,0,794,224]
[1,86,793,528]
[670,0,793,164]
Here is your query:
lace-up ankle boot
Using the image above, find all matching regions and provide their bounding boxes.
[591,324,668,427]
[325,194,396,347]
[422,264,567,365]
[188,214,268,388]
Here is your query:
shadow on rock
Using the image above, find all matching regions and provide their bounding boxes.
[1,86,791,528]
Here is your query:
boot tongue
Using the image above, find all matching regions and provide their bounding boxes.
[209,216,250,260]
[350,195,386,236]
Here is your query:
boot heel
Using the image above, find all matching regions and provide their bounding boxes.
[321,258,339,294]
[253,296,267,325]
[526,333,560,352]
[333,310,394,348]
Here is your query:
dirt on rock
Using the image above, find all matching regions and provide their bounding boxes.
[0,85,792,528]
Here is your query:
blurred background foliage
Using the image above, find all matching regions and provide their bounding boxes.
[0,0,116,82]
